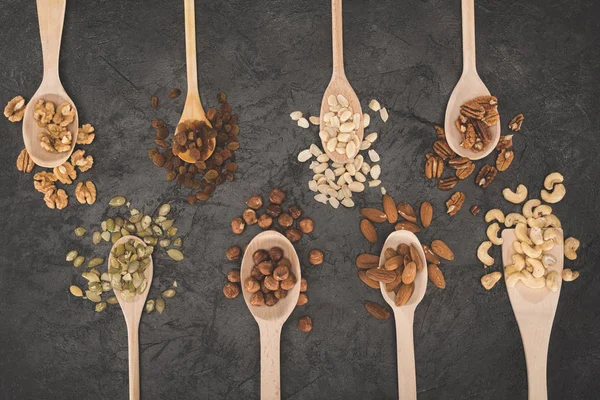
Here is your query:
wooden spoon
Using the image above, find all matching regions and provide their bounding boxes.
[22,0,78,168]
[109,235,154,400]
[379,231,428,400]
[177,0,215,164]
[319,0,364,164]
[502,229,564,400]
[444,0,500,160]
[240,231,301,400]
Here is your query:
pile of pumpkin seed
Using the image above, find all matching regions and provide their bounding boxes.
[67,195,184,313]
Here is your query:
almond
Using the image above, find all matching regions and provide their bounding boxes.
[427,264,446,288]
[366,268,397,283]
[386,269,403,292]
[384,248,398,261]
[360,208,387,223]
[396,202,417,223]
[409,244,423,271]
[395,282,414,306]
[360,219,377,243]
[364,300,391,321]
[382,194,398,223]
[420,202,433,228]
[431,239,454,260]
[384,255,403,271]
[355,253,380,269]
[422,244,440,265]
[358,270,379,289]
[397,244,410,255]
[394,221,420,233]
[402,261,416,284]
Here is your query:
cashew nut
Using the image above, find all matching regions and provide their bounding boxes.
[527,257,545,278]
[564,237,580,260]
[545,271,559,292]
[477,241,495,266]
[521,242,542,259]
[485,209,505,224]
[543,228,562,244]
[527,217,546,228]
[522,199,541,218]
[544,214,562,228]
[542,254,556,268]
[513,240,524,254]
[505,213,527,228]
[481,271,502,290]
[562,268,580,282]
[487,223,503,246]
[540,240,555,251]
[503,184,528,204]
[512,253,525,271]
[529,226,544,246]
[541,183,566,204]
[515,223,532,245]
[505,271,524,288]
[533,204,552,218]
[504,265,518,276]
[520,270,546,289]
[544,172,564,190]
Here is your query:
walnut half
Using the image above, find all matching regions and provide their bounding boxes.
[75,181,96,205]
[33,99,55,127]
[77,124,95,145]
[33,171,57,194]
[52,102,76,127]
[44,188,68,210]
[70,149,94,172]
[4,95,26,122]
[16,148,35,173]
[53,161,77,184]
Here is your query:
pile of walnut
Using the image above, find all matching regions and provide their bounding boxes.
[479,172,581,291]
[33,99,76,153]
[148,91,239,204]
[424,112,524,217]
[356,191,452,320]
[5,95,97,210]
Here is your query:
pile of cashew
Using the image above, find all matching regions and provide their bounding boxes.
[479,172,581,290]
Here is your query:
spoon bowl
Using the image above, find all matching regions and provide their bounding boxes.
[379,230,427,400]
[241,230,301,400]
[23,0,78,168]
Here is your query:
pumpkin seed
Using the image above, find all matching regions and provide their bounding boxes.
[167,227,178,237]
[73,256,85,267]
[159,239,171,248]
[109,196,127,207]
[162,289,176,298]
[88,282,101,292]
[111,232,122,243]
[167,249,184,261]
[101,231,111,242]
[129,213,143,224]
[145,299,155,313]
[172,238,182,247]
[70,285,83,297]
[95,302,107,312]
[161,220,174,230]
[74,227,87,236]
[86,290,101,302]
[155,297,166,313]
[106,218,115,232]
[92,231,101,245]
[66,250,78,262]
[107,296,118,305]
[141,216,152,229]
[88,257,104,268]
[82,272,100,282]
[158,203,171,216]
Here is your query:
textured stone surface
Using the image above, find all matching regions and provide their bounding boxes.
[1,0,599,399]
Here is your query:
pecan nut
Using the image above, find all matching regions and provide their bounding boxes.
[508,113,524,131]
[446,192,465,216]
[475,164,498,188]
[496,149,514,172]
[455,162,475,180]
[496,135,514,151]
[425,155,444,179]
[447,157,471,169]
[461,123,476,149]
[434,125,445,139]
[460,101,485,119]
[432,140,455,160]
[437,176,459,191]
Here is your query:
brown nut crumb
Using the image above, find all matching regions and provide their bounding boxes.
[298,316,312,332]
[16,148,35,172]
[297,293,308,306]
[246,194,263,210]
[298,217,314,233]
[74,181,97,205]
[231,217,245,234]
[470,204,481,216]
[223,282,240,298]
[285,228,302,243]
[278,213,293,228]
[4,96,26,122]
[70,149,94,172]
[151,96,158,109]
[44,188,68,210]
[244,277,261,293]
[257,214,273,229]
[300,278,308,292]
[168,88,182,99]
[309,250,324,265]
[269,247,283,262]
[227,269,241,283]
[242,208,258,225]
[250,291,264,306]
[226,245,242,261]
[269,188,286,204]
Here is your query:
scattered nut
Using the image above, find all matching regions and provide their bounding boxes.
[298,316,312,332]
[309,250,324,265]
[481,272,502,290]
[502,184,528,204]
[564,237,580,260]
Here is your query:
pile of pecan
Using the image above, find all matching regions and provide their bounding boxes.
[455,96,499,153]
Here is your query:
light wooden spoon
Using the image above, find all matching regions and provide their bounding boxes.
[319,0,364,164]
[502,229,564,400]
[240,231,301,400]
[444,0,500,160]
[379,231,428,400]
[23,0,78,168]
[177,0,215,164]
[109,235,154,400]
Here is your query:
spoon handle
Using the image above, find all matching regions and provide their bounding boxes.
[461,0,477,73]
[520,320,551,400]
[331,0,345,75]
[36,0,66,81]
[126,322,141,400]
[395,311,417,400]
[259,325,282,400]
[183,0,200,98]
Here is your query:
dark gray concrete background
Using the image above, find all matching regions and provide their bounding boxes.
[1,0,599,399]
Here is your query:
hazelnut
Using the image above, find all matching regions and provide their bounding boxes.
[288,205,302,219]
[269,246,284,262]
[264,275,279,291]
[309,250,324,265]
[258,260,274,276]
[231,217,245,234]
[257,214,273,229]
[265,292,279,306]
[227,269,241,283]
[226,245,241,261]
[285,228,302,243]
[246,194,263,210]
[280,272,297,290]
[250,292,265,306]
[266,203,282,217]
[251,266,264,280]
[300,278,308,292]
[260,280,271,293]
[278,258,292,269]
[223,282,240,299]
[297,293,308,306]
[298,316,312,332]
[244,277,261,293]
[298,217,314,234]
[278,213,293,228]
[252,249,269,264]
[274,288,288,299]
[273,265,290,281]
[242,209,258,225]
[269,188,286,204]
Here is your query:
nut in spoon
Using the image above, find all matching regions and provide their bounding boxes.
[379,231,428,400]
[177,0,216,164]
[502,229,564,400]
[109,235,154,400]
[23,0,78,168]
[319,0,364,164]
[444,0,500,160]
[240,231,301,400]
